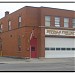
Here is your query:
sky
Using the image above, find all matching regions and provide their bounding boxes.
[0,2,75,18]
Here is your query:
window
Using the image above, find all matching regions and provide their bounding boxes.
[61,48,65,50]
[45,47,49,50]
[72,19,75,28]
[64,18,69,27]
[45,16,51,26]
[8,21,11,30]
[56,48,60,50]
[31,47,35,51]
[66,48,70,50]
[50,48,55,50]
[18,16,21,28]
[18,36,21,51]
[72,48,75,50]
[0,24,3,32]
[55,17,60,27]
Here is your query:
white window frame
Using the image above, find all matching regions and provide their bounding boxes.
[8,21,11,30]
[64,18,69,27]
[45,16,50,27]
[72,19,75,28]
[19,16,21,22]
[18,16,21,28]
[55,17,60,27]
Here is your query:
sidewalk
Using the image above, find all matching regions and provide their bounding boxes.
[0,57,75,64]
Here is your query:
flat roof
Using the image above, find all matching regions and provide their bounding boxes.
[26,6,75,12]
[0,6,75,20]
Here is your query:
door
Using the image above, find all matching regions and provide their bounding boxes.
[30,37,37,58]
[45,37,75,58]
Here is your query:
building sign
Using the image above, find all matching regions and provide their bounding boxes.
[45,29,75,36]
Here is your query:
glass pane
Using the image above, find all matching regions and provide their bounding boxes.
[55,17,60,27]
[72,48,75,50]
[73,23,75,26]
[72,19,75,23]
[19,16,21,22]
[9,24,11,30]
[55,22,60,25]
[56,48,60,50]
[64,18,69,22]
[64,23,68,27]
[45,47,49,50]
[66,48,70,50]
[61,48,65,50]
[31,47,35,51]
[72,23,75,28]
[9,21,11,25]
[50,48,55,50]
[45,16,50,21]
[55,24,60,27]
[45,21,50,26]
[73,25,75,28]
[55,22,60,27]
[55,17,60,21]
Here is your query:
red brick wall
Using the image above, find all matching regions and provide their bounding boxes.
[0,6,75,58]
[0,6,45,58]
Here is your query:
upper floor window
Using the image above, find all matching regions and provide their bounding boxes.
[55,17,60,27]
[18,16,21,28]
[45,16,51,27]
[8,20,11,30]
[72,19,75,28]
[0,24,3,32]
[64,18,69,27]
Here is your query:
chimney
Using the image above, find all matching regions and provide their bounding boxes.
[5,11,9,16]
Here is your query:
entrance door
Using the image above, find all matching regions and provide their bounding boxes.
[30,37,37,58]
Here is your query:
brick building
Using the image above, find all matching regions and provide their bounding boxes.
[0,6,75,58]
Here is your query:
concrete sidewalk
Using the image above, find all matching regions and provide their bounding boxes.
[0,57,75,64]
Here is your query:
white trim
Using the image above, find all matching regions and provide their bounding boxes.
[45,29,75,36]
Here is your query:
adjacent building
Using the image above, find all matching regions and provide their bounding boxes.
[0,6,75,58]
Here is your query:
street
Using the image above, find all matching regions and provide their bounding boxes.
[0,63,74,71]
[0,57,75,71]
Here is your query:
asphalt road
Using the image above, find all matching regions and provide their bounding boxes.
[0,61,75,71]
[0,57,75,71]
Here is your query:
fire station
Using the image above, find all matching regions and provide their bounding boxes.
[0,6,75,58]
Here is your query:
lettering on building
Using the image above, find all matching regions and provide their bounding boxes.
[45,29,75,36]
